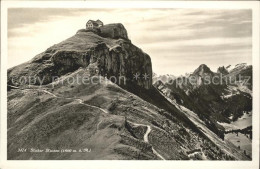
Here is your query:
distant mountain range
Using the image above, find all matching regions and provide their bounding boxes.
[154,63,252,140]
[7,22,251,160]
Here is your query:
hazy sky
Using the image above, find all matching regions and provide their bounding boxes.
[8,8,252,75]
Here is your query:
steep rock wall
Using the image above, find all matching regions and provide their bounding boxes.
[8,23,152,89]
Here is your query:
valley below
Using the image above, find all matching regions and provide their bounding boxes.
[218,112,252,157]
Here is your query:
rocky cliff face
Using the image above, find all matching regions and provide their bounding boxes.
[8,23,152,89]
[154,64,252,140]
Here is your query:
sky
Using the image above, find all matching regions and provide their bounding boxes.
[8,8,252,75]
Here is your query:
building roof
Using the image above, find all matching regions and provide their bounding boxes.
[87,20,103,26]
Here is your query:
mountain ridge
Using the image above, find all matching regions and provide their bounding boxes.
[154,63,252,158]
[8,23,152,90]
[7,22,250,160]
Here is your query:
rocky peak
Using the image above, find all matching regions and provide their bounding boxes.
[193,64,213,76]
[217,66,229,75]
[100,23,128,40]
[81,23,129,40]
[7,22,152,90]
[230,63,248,73]
[153,79,164,88]
[153,74,176,84]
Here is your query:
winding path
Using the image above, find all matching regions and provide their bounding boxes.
[24,87,110,131]
[11,86,165,160]
[96,119,103,130]
[34,88,109,114]
[42,88,165,160]
[128,121,166,160]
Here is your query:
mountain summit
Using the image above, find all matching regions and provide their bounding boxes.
[154,63,252,159]
[217,66,229,75]
[193,64,213,76]
[8,22,152,89]
[7,21,250,160]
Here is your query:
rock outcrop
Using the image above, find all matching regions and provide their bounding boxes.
[153,63,252,141]
[100,23,128,40]
[8,23,152,89]
[193,64,214,77]
[217,66,229,75]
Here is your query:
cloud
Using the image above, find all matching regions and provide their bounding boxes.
[8,8,252,75]
[142,37,251,48]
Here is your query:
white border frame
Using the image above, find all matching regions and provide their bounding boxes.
[1,1,259,169]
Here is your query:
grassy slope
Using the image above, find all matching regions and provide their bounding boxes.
[8,68,249,160]
[7,31,120,87]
